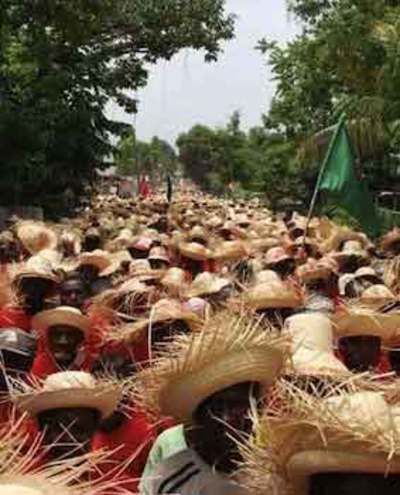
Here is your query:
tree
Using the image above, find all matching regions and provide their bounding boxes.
[0,0,235,212]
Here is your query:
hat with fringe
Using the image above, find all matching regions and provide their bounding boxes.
[0,418,127,495]
[212,240,248,262]
[240,385,400,495]
[296,258,338,283]
[117,298,201,344]
[32,306,90,335]
[78,250,111,272]
[14,371,121,419]
[186,272,231,299]
[136,313,288,422]
[129,259,164,282]
[333,306,400,340]
[178,242,211,261]
[241,281,303,311]
[16,222,58,255]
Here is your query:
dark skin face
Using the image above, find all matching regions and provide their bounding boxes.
[339,335,381,372]
[83,236,101,252]
[389,349,400,376]
[310,472,400,495]
[188,382,260,474]
[0,350,34,393]
[340,256,367,274]
[60,279,87,309]
[48,325,85,368]
[183,258,204,278]
[17,277,54,315]
[269,259,296,279]
[0,241,18,264]
[78,264,100,284]
[127,247,150,260]
[37,407,100,460]
[149,258,169,271]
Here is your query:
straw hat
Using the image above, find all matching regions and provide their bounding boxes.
[381,228,400,253]
[187,225,209,244]
[14,255,60,284]
[118,298,201,343]
[242,281,302,311]
[241,388,400,495]
[296,257,338,283]
[284,313,350,377]
[129,259,164,282]
[265,247,293,267]
[186,272,231,298]
[100,250,132,277]
[178,242,211,261]
[332,240,368,262]
[333,307,400,340]
[148,246,170,264]
[161,267,188,296]
[360,285,396,306]
[32,306,90,335]
[136,314,288,422]
[14,371,121,419]
[78,250,111,272]
[254,270,281,285]
[212,241,248,261]
[16,221,58,255]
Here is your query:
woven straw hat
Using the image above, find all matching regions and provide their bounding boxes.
[148,246,170,264]
[284,313,349,377]
[136,314,288,422]
[265,247,293,267]
[118,298,201,344]
[212,240,248,261]
[333,240,368,262]
[32,306,90,335]
[78,250,111,272]
[333,307,400,340]
[242,282,302,310]
[178,242,211,261]
[16,221,58,255]
[240,386,400,495]
[14,255,60,284]
[360,284,396,306]
[381,228,400,253]
[14,371,121,419]
[254,270,281,285]
[186,272,231,298]
[161,267,188,296]
[129,259,164,282]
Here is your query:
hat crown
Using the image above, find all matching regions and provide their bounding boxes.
[43,371,96,393]
[285,313,333,353]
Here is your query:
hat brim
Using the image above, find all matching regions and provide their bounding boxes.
[79,255,110,272]
[287,450,400,495]
[333,312,400,340]
[160,346,284,423]
[32,308,90,335]
[15,386,121,419]
[14,272,59,284]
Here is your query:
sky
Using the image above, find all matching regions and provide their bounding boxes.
[106,0,298,145]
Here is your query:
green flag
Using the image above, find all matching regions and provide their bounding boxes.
[317,115,381,237]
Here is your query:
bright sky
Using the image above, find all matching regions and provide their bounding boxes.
[107,0,298,145]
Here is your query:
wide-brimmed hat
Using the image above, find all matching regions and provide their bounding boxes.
[212,240,248,261]
[118,298,201,344]
[241,387,400,495]
[14,371,121,419]
[78,250,111,272]
[186,272,231,298]
[296,257,338,283]
[136,313,288,422]
[381,228,400,253]
[129,259,164,282]
[32,306,90,335]
[332,240,368,263]
[161,267,188,296]
[265,247,293,267]
[242,281,303,310]
[187,225,209,244]
[16,221,58,255]
[178,242,211,261]
[148,246,170,264]
[14,255,60,285]
[333,307,400,340]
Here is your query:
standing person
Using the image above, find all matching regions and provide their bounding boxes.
[138,314,287,495]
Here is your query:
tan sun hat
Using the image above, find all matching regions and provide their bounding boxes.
[136,313,288,423]
[78,250,111,272]
[332,307,400,340]
[32,306,90,335]
[241,388,400,495]
[129,259,164,282]
[212,240,248,261]
[16,221,58,255]
[265,246,293,267]
[296,257,338,283]
[242,281,303,311]
[14,371,121,419]
[148,246,170,264]
[118,298,201,344]
[178,242,211,261]
[14,255,60,284]
[360,284,396,307]
[332,240,368,263]
[161,267,189,296]
[186,272,231,299]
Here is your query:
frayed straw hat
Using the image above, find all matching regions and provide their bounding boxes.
[212,240,248,261]
[161,267,188,296]
[333,307,400,340]
[14,255,60,284]
[14,371,121,419]
[0,418,126,495]
[78,250,111,272]
[136,313,288,422]
[186,272,231,298]
[16,221,58,255]
[117,298,201,344]
[178,242,211,261]
[32,306,90,335]
[241,282,303,310]
[296,257,338,283]
[240,385,400,495]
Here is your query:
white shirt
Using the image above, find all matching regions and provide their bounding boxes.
[140,447,245,495]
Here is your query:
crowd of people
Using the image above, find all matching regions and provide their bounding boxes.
[0,184,399,495]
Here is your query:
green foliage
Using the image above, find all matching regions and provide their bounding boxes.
[115,128,178,178]
[0,0,234,212]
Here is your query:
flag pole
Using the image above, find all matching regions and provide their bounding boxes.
[302,115,346,244]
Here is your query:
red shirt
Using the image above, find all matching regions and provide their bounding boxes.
[0,307,31,331]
